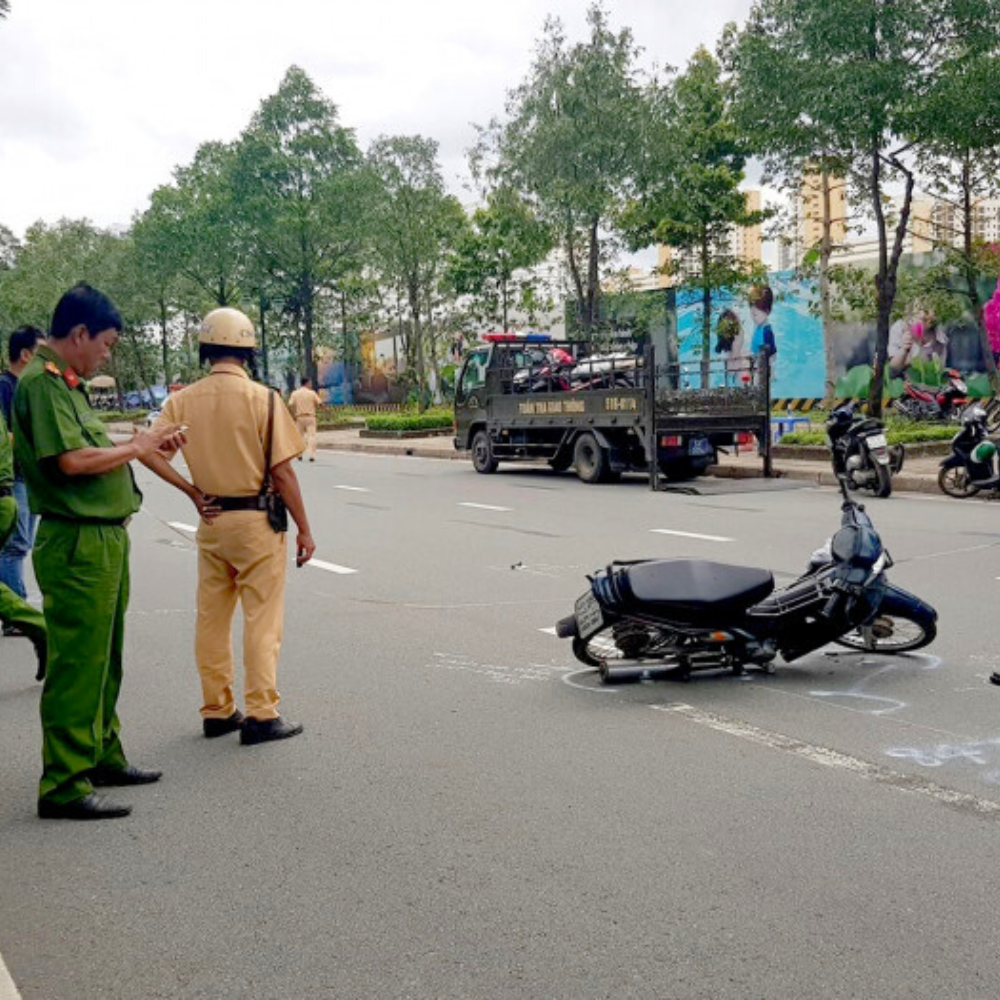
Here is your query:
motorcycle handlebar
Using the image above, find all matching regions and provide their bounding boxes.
[820,588,844,620]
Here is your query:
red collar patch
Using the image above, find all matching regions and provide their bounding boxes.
[63,368,80,389]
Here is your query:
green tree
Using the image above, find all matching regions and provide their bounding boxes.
[914,53,1000,390]
[368,135,467,407]
[621,47,766,384]
[235,66,370,384]
[0,2,10,19]
[474,3,647,336]
[445,186,552,332]
[725,0,1000,416]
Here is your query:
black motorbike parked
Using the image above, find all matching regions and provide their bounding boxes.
[556,478,937,683]
[938,404,1000,498]
[826,402,904,499]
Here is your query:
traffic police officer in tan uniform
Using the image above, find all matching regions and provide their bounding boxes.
[288,376,323,462]
[156,308,315,745]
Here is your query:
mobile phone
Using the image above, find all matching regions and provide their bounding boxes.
[178,424,189,433]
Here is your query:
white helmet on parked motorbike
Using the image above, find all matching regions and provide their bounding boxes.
[962,404,987,425]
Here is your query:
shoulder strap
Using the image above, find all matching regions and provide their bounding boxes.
[261,389,275,494]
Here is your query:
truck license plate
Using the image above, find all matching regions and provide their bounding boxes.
[688,437,713,456]
[575,591,604,639]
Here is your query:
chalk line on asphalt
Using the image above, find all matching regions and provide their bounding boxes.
[650,528,734,542]
[333,485,371,493]
[653,702,1000,822]
[458,502,513,512]
[167,521,197,533]
[0,951,22,1000]
[307,559,359,575]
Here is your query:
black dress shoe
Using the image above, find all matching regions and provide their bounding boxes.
[38,793,132,820]
[2,623,25,637]
[89,765,162,787]
[240,716,304,746]
[203,710,244,738]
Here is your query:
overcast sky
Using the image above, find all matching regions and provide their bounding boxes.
[0,0,754,238]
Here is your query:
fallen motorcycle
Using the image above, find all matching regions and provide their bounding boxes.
[555,478,937,683]
[826,401,904,498]
[894,368,969,422]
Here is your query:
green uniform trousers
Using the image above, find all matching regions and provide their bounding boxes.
[0,496,46,645]
[34,519,130,805]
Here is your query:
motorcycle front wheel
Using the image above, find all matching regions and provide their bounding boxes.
[938,466,980,498]
[832,613,937,653]
[873,461,892,498]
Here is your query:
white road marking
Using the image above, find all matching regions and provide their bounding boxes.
[538,626,558,635]
[167,521,197,533]
[650,528,733,542]
[307,559,358,575]
[0,951,21,1000]
[458,502,513,512]
[333,485,371,493]
[653,702,1000,821]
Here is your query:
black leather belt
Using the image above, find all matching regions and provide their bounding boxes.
[0,485,11,498]
[216,495,267,512]
[41,513,130,527]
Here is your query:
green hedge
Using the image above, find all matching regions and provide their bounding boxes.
[365,409,454,432]
[96,410,148,424]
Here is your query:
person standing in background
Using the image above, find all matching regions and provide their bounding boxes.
[288,376,323,463]
[0,326,42,614]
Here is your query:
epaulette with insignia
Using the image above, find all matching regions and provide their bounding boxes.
[44,362,61,377]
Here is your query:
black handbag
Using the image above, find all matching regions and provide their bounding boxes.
[261,389,288,533]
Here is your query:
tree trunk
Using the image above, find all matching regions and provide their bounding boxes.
[409,281,426,412]
[565,229,587,335]
[303,281,317,385]
[259,294,270,384]
[700,229,712,388]
[158,296,170,386]
[820,171,836,405]
[586,217,600,334]
[500,272,509,333]
[869,147,889,418]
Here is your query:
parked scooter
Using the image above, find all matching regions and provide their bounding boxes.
[938,404,1000,498]
[895,368,970,422]
[826,402,904,499]
[555,477,937,683]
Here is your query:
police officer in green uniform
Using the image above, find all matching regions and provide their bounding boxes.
[0,406,46,679]
[13,285,187,821]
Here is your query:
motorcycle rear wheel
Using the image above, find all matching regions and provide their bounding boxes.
[832,613,937,653]
[571,623,673,683]
[938,466,980,498]
[873,462,892,498]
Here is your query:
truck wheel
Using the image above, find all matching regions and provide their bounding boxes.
[471,430,498,474]
[574,433,610,484]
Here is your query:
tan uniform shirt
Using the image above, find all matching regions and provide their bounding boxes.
[288,387,322,420]
[158,364,304,497]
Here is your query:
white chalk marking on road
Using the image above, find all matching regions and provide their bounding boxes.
[561,669,620,694]
[653,702,1000,821]
[0,950,22,1000]
[307,559,359,575]
[458,502,513,512]
[333,485,371,493]
[538,626,558,635]
[650,528,733,543]
[167,521,197,533]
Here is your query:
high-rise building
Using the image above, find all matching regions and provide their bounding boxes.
[801,171,848,251]
[910,196,1000,251]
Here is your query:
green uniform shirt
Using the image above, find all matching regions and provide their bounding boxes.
[12,345,141,521]
[0,408,13,488]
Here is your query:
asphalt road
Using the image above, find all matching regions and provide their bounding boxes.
[2,454,1000,999]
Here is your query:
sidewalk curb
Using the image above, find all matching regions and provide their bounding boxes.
[319,440,468,461]
[710,462,942,495]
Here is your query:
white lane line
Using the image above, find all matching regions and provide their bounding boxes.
[653,702,1000,822]
[333,485,371,493]
[458,502,513,512]
[167,521,198,533]
[307,559,359,575]
[538,626,558,635]
[0,951,22,1000]
[650,528,733,543]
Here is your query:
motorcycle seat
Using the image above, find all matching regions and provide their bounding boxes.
[617,559,775,620]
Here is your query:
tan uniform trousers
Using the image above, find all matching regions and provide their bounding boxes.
[195,510,286,721]
[296,416,318,460]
